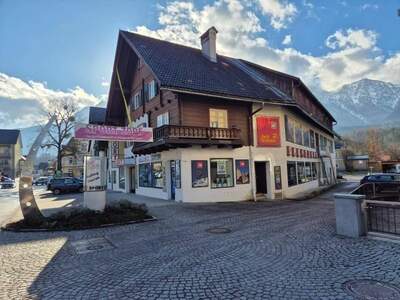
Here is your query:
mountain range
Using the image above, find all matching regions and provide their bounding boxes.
[319,78,400,132]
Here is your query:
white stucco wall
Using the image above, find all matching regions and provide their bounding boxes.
[110,104,336,203]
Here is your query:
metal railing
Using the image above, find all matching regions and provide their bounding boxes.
[366,201,400,235]
[350,182,400,236]
[351,182,400,202]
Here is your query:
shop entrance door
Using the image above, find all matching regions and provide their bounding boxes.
[255,162,267,194]
[170,160,176,200]
[130,167,135,193]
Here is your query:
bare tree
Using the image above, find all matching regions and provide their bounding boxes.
[42,99,77,172]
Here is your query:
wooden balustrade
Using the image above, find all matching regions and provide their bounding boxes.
[153,125,241,140]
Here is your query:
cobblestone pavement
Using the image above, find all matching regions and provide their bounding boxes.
[1,184,400,299]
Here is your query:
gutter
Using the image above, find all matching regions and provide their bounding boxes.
[249,102,265,202]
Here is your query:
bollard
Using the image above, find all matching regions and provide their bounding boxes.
[334,193,366,238]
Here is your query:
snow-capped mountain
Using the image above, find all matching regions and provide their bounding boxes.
[319,79,400,130]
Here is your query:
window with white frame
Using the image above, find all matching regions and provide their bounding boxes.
[156,112,169,127]
[148,80,157,100]
[209,109,228,128]
[132,92,141,109]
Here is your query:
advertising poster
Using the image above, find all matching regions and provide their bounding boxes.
[257,116,281,147]
[274,166,282,190]
[84,156,107,191]
[191,160,208,188]
[235,160,250,184]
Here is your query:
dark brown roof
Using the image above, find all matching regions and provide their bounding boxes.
[121,30,294,104]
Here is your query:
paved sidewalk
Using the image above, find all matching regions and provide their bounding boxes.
[1,183,400,299]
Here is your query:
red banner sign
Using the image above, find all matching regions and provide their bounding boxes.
[256,116,281,147]
[75,124,153,142]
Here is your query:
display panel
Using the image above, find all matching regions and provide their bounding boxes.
[191,160,208,188]
[235,160,250,184]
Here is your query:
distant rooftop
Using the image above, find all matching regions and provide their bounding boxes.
[89,107,106,125]
[347,155,369,160]
[0,129,21,145]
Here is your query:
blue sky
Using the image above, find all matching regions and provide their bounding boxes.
[0,0,399,128]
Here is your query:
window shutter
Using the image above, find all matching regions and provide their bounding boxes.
[154,81,159,96]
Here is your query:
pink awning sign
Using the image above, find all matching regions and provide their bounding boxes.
[75,124,153,142]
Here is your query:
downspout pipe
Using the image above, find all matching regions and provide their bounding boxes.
[249,102,264,202]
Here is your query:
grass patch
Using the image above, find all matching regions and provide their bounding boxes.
[4,200,153,231]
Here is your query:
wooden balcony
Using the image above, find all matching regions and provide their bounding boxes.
[133,125,243,154]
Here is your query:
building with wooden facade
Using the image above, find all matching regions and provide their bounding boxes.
[105,27,337,202]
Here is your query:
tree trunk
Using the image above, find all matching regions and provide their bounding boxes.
[57,149,62,172]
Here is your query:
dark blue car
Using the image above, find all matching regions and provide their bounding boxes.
[48,177,83,195]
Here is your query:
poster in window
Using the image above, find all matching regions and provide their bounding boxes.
[211,159,234,188]
[274,166,282,190]
[257,116,281,147]
[191,160,208,188]
[235,160,250,184]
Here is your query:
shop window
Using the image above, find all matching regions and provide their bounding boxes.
[119,167,125,189]
[312,162,318,180]
[287,161,297,187]
[191,160,208,187]
[235,159,250,184]
[152,162,163,188]
[209,109,228,128]
[297,162,306,184]
[156,112,169,127]
[305,162,312,182]
[210,158,234,188]
[285,115,294,143]
[139,163,152,187]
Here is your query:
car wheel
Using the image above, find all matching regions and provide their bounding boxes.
[53,189,61,195]
[79,187,84,193]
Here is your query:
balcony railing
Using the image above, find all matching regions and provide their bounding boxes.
[133,125,242,154]
[154,125,241,141]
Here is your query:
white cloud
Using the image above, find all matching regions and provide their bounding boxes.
[257,0,297,29]
[101,81,110,87]
[134,1,400,93]
[134,0,400,91]
[361,3,379,10]
[282,34,292,45]
[0,73,101,128]
[326,28,377,50]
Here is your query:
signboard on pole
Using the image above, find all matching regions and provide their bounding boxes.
[75,124,153,142]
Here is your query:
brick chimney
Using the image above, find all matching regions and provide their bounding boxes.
[200,27,218,63]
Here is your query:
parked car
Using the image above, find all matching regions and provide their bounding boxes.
[360,173,400,185]
[0,177,15,189]
[48,177,84,195]
[33,177,49,186]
